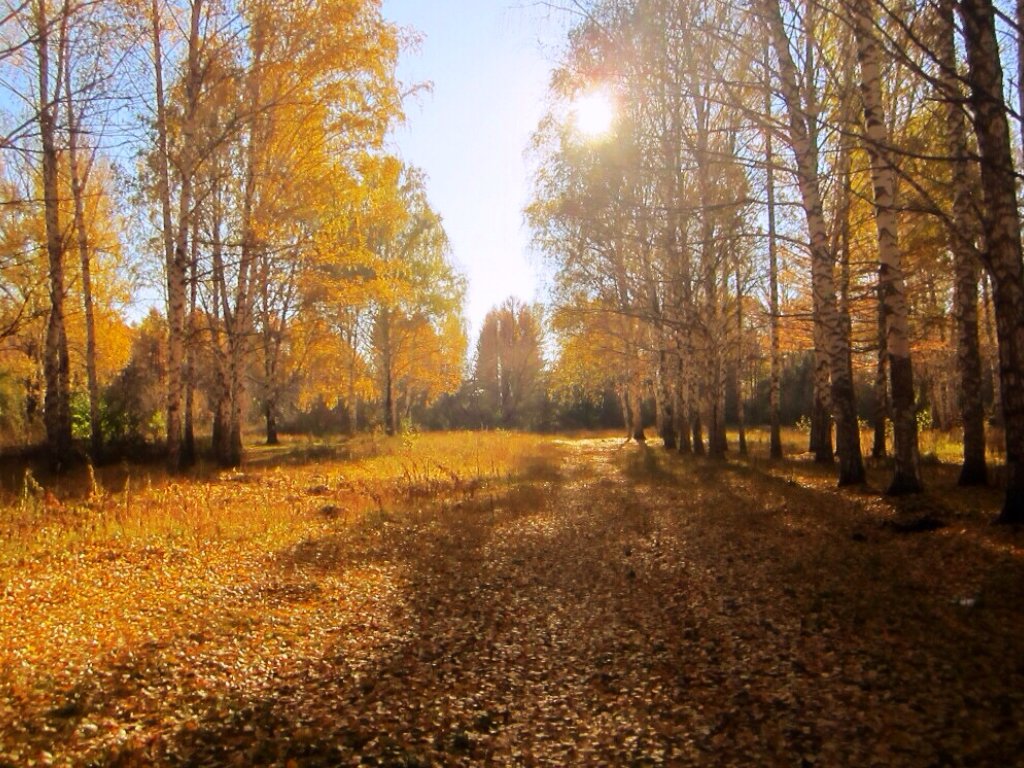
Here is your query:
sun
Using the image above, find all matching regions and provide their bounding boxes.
[571,90,616,139]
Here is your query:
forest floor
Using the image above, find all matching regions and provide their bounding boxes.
[1,432,1023,767]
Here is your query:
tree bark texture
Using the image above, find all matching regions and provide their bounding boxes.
[764,42,783,459]
[852,0,922,494]
[37,0,73,467]
[763,0,864,484]
[937,0,987,486]
[960,0,1024,521]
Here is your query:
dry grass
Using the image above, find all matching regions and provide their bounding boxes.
[0,431,556,562]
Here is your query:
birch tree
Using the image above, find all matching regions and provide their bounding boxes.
[761,0,865,485]
[850,0,922,494]
[959,0,1024,522]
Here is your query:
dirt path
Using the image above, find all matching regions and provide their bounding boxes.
[3,437,1024,766]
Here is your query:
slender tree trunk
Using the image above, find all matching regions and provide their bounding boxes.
[834,82,860,470]
[223,11,266,466]
[936,0,987,485]
[210,188,234,466]
[764,44,783,459]
[763,0,864,484]
[671,217,696,455]
[64,59,102,463]
[182,219,199,468]
[703,263,726,457]
[37,0,73,467]
[960,0,1024,522]
[853,0,922,494]
[150,0,176,463]
[152,0,200,471]
[175,0,204,467]
[259,269,279,446]
[735,261,747,456]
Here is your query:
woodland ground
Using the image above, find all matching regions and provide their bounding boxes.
[0,430,1023,767]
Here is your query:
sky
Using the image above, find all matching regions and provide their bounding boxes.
[379,1,571,340]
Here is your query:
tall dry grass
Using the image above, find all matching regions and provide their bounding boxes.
[0,431,561,563]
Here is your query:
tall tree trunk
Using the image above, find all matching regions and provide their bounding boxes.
[834,77,860,470]
[675,251,695,456]
[764,42,783,460]
[37,0,73,467]
[960,0,1024,522]
[763,0,864,484]
[808,36,837,468]
[936,0,987,486]
[853,0,922,494]
[703,259,726,457]
[222,9,267,466]
[64,55,102,463]
[152,0,201,471]
[210,186,234,466]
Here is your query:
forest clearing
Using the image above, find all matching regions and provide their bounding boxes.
[1,431,1022,767]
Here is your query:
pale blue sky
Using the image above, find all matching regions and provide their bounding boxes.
[380,1,570,339]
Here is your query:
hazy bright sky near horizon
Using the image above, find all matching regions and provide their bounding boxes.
[379,1,571,338]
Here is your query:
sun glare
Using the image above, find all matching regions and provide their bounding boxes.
[572,90,615,139]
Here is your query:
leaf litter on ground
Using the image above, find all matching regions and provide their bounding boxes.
[0,431,1022,766]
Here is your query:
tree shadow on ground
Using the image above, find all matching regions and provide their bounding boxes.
[161,442,1024,765]
[629,443,1024,766]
